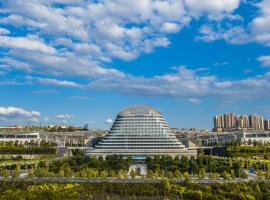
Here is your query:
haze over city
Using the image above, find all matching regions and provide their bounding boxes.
[1,0,270,129]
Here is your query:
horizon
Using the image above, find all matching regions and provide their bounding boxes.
[1,0,270,130]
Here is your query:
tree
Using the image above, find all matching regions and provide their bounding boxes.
[63,164,73,177]
[167,171,174,179]
[189,156,199,175]
[12,164,20,178]
[183,190,203,200]
[174,170,181,178]
[58,168,65,177]
[183,172,190,182]
[180,156,189,173]
[28,167,35,178]
[240,171,248,179]
[198,168,205,179]
[1,169,9,179]
[221,171,231,179]
[99,170,108,178]
[130,170,136,179]
[147,170,154,178]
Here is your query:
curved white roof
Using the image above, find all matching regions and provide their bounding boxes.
[118,105,161,117]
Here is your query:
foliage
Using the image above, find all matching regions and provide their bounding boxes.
[0,141,56,155]
[226,141,270,158]
[0,181,270,200]
[146,155,256,178]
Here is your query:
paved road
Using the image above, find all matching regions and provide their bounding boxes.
[0,177,268,184]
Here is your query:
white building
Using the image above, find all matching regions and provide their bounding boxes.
[0,132,40,142]
[85,105,197,158]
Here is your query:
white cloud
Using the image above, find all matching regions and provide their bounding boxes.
[188,98,201,104]
[0,0,245,81]
[0,106,40,121]
[185,0,240,17]
[0,27,10,35]
[1,49,124,78]
[0,35,56,54]
[34,77,82,88]
[0,57,33,72]
[195,0,270,47]
[248,0,270,46]
[56,114,75,119]
[88,66,270,101]
[213,61,229,66]
[89,66,216,98]
[258,55,270,67]
[1,0,270,105]
[196,24,249,44]
[161,22,181,33]
[105,118,113,125]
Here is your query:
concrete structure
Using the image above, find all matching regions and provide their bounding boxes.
[85,105,197,158]
[40,130,108,147]
[0,132,40,142]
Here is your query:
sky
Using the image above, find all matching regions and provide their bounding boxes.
[1,0,270,129]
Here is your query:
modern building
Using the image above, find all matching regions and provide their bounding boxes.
[85,105,197,159]
[213,113,267,132]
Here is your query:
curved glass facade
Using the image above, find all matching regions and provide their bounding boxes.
[85,105,196,158]
[96,105,184,150]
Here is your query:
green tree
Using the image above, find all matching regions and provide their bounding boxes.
[12,164,20,178]
[1,169,9,179]
[130,169,136,179]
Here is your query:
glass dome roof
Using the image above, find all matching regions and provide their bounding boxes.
[117,105,161,117]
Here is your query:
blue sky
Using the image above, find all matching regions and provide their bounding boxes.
[1,0,270,129]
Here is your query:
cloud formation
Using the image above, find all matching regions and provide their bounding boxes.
[0,0,270,105]
[89,66,270,101]
[105,118,113,125]
[56,114,75,119]
[0,0,241,79]
[0,106,40,121]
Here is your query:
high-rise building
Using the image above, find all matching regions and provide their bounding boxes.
[213,113,267,132]
[213,113,237,131]
[264,120,270,131]
[85,105,197,158]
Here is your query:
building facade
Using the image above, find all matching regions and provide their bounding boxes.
[0,132,40,142]
[85,105,197,158]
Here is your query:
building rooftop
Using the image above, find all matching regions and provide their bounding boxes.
[117,105,161,117]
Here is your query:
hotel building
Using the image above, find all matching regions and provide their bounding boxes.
[84,105,197,159]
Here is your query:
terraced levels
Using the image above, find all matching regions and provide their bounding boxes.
[85,105,197,158]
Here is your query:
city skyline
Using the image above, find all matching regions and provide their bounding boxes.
[1,1,270,129]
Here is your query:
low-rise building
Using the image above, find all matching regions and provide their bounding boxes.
[0,132,40,142]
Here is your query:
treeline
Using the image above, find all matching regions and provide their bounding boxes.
[1,181,270,200]
[146,155,270,179]
[0,141,56,155]
[226,141,270,158]
[0,146,56,155]
[0,154,132,178]
[48,154,132,172]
